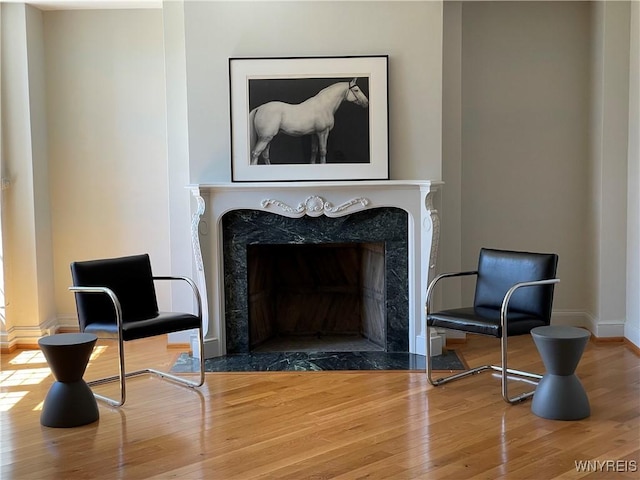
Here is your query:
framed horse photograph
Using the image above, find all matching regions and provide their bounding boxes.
[229,55,389,182]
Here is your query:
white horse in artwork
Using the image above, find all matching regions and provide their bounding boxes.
[249,78,369,165]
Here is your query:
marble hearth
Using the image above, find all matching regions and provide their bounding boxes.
[190,180,442,359]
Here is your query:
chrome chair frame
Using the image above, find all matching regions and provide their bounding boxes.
[69,276,205,407]
[425,271,560,404]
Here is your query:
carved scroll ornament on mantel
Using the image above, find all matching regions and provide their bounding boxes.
[261,195,370,218]
[424,189,440,276]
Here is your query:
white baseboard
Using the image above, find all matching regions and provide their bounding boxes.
[168,330,192,344]
[1,324,51,350]
[552,310,626,338]
[5,311,631,353]
[550,310,588,327]
[624,323,640,349]
[55,314,80,332]
[202,338,220,358]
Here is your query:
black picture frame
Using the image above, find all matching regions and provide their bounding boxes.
[229,55,389,182]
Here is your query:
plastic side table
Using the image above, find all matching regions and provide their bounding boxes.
[530,325,591,420]
[38,333,99,427]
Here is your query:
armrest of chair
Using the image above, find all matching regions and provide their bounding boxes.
[425,270,478,314]
[153,276,203,320]
[500,278,560,329]
[68,286,124,333]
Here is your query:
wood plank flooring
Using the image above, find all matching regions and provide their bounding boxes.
[1,334,638,479]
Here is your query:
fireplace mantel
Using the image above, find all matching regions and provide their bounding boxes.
[189,180,442,358]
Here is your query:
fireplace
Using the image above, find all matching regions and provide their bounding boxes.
[190,180,441,359]
[222,208,408,353]
[248,242,386,352]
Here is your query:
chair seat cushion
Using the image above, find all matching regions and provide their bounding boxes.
[427,307,547,337]
[84,312,201,341]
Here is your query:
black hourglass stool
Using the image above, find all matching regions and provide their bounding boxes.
[530,325,591,420]
[38,333,99,427]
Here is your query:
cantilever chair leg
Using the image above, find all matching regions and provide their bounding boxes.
[87,324,206,408]
[425,270,559,404]
[426,326,541,404]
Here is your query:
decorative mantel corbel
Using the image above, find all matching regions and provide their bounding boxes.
[423,188,441,283]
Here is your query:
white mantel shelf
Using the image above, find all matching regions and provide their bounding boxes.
[189,179,440,189]
[189,180,443,359]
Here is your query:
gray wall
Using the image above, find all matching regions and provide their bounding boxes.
[181,1,443,183]
[627,1,640,347]
[460,1,591,312]
[589,1,631,336]
[1,4,56,334]
[441,1,635,342]
[43,9,172,316]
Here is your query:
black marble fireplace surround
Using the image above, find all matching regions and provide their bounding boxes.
[222,207,409,354]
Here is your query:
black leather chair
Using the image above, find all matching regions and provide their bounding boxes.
[425,248,559,404]
[70,254,205,407]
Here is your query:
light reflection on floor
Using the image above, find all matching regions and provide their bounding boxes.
[0,343,107,412]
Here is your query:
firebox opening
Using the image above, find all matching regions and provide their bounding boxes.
[248,242,386,353]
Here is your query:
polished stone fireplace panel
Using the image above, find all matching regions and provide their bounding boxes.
[222,208,408,353]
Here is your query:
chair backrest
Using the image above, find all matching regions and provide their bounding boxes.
[474,248,558,322]
[70,254,159,330]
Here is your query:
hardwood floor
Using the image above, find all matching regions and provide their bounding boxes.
[1,334,638,479]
